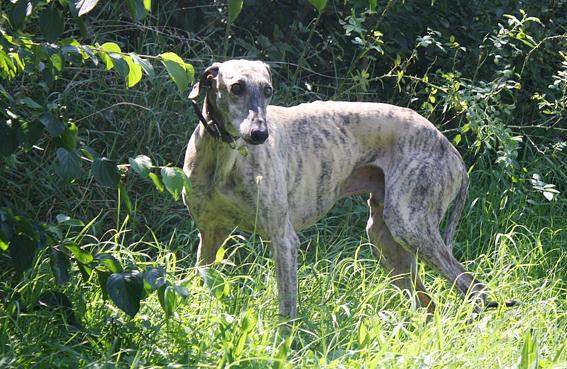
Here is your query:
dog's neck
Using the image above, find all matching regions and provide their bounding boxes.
[187,101,240,185]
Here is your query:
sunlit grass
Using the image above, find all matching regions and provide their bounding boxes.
[1,185,565,368]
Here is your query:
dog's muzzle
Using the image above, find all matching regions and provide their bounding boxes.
[247,126,269,145]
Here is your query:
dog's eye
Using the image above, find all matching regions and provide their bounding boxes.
[264,86,273,97]
[230,83,243,95]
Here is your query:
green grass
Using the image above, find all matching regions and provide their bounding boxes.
[1,181,565,368]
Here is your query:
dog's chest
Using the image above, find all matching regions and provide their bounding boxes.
[184,170,259,232]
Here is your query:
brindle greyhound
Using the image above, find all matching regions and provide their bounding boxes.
[183,59,515,318]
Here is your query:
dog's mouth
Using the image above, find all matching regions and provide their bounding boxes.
[243,135,268,145]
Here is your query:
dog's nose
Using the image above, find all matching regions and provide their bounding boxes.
[250,128,269,144]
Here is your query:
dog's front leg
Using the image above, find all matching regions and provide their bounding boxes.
[196,227,230,267]
[271,223,300,318]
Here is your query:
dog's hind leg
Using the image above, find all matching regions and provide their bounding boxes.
[382,161,488,307]
[366,194,435,314]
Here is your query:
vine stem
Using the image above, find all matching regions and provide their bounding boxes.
[293,11,322,84]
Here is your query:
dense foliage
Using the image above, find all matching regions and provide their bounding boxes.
[0,1,565,368]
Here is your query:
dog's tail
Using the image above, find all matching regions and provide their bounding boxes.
[444,168,469,251]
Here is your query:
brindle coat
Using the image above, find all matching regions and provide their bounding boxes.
[183,60,489,317]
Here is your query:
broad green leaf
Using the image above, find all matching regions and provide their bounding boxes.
[19,97,42,110]
[129,155,152,178]
[97,270,110,299]
[130,53,155,78]
[0,121,18,157]
[69,0,99,17]
[109,53,129,78]
[9,234,37,274]
[55,148,83,180]
[59,122,79,150]
[98,42,121,70]
[106,270,144,317]
[158,283,176,317]
[50,247,71,285]
[39,6,65,42]
[9,0,32,30]
[16,120,43,149]
[55,214,84,227]
[92,157,120,188]
[174,284,189,298]
[50,53,64,72]
[185,63,195,85]
[81,45,98,66]
[148,172,164,192]
[94,253,123,273]
[228,0,244,23]
[161,167,191,201]
[123,55,142,87]
[64,242,93,264]
[143,267,166,291]
[100,42,121,53]
[126,0,150,21]
[308,0,327,12]
[160,52,191,92]
[39,112,65,137]
[198,267,229,299]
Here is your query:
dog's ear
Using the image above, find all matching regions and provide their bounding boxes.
[189,63,220,100]
[264,63,272,83]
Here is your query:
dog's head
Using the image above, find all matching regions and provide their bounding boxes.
[189,60,273,145]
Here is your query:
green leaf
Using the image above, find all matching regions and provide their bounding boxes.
[368,0,377,11]
[59,122,79,150]
[98,42,121,70]
[94,253,123,273]
[92,158,120,188]
[106,270,144,317]
[126,0,150,21]
[118,183,133,214]
[174,284,189,298]
[160,52,192,93]
[228,0,244,23]
[130,53,155,78]
[9,234,37,274]
[129,155,152,178]
[161,167,191,201]
[148,172,164,192]
[39,6,65,42]
[40,112,65,137]
[143,267,166,291]
[198,267,229,299]
[308,0,327,12]
[16,120,43,149]
[19,97,42,110]
[0,121,18,157]
[97,270,110,299]
[55,214,84,227]
[10,0,32,30]
[55,148,83,180]
[64,242,93,264]
[123,55,142,87]
[50,247,71,285]
[109,54,129,78]
[158,283,176,317]
[519,330,539,369]
[69,0,99,17]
